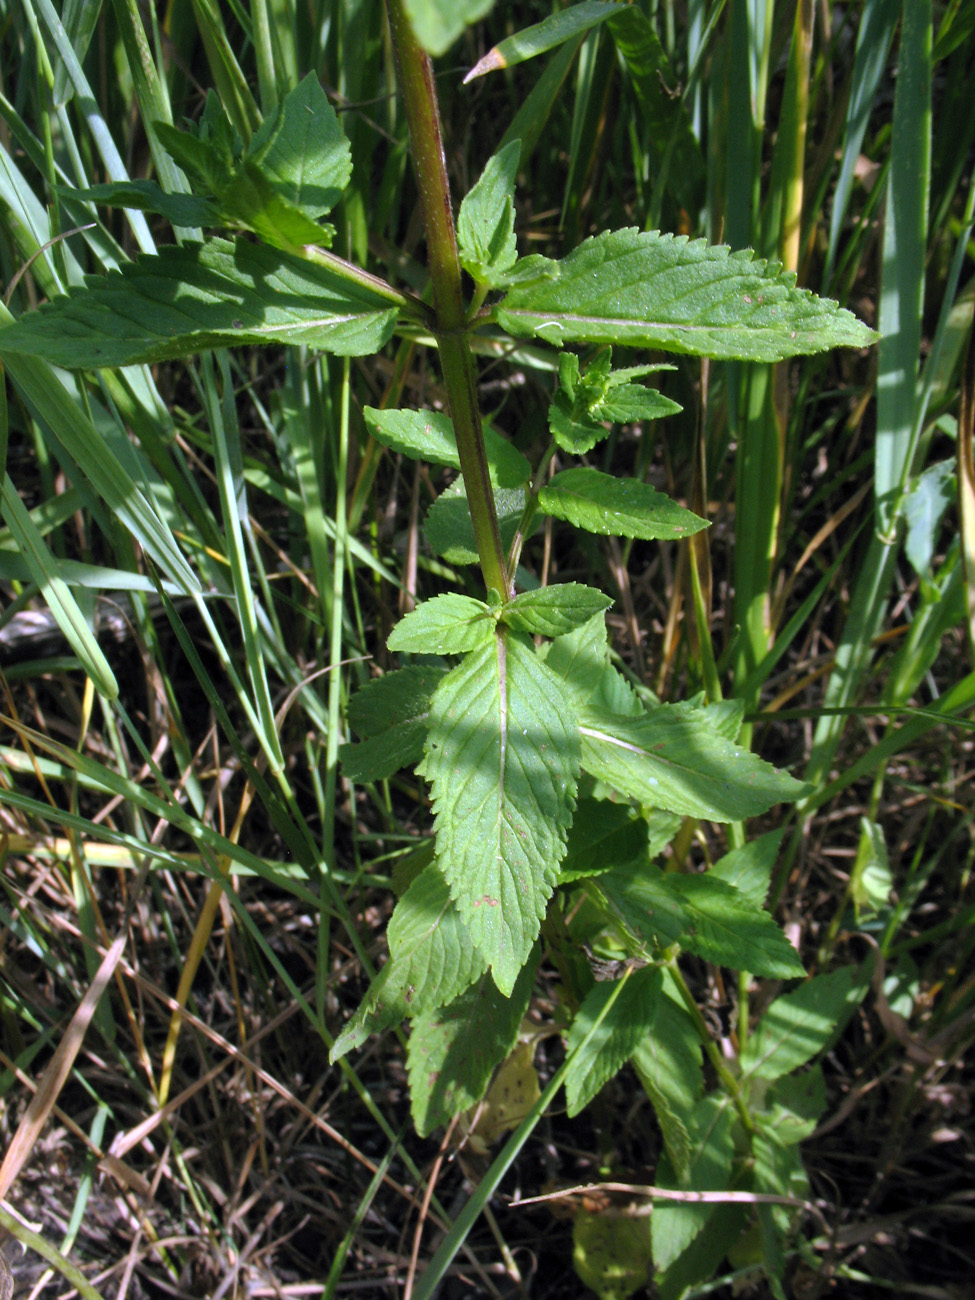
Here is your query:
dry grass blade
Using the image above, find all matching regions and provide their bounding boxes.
[0,932,127,1203]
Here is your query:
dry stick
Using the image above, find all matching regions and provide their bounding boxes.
[510,1182,832,1240]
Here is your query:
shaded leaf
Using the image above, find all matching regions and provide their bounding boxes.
[418,636,579,994]
[565,966,662,1116]
[741,965,870,1081]
[709,828,784,908]
[573,1208,653,1300]
[651,1095,736,1270]
[544,613,646,719]
[538,467,707,540]
[330,863,487,1060]
[340,665,446,782]
[424,479,527,565]
[63,180,218,229]
[0,238,401,367]
[630,976,703,1180]
[558,798,647,882]
[363,406,531,488]
[667,875,804,978]
[407,954,536,1136]
[497,229,878,360]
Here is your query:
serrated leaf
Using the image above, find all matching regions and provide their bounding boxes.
[496,229,878,360]
[565,966,662,1116]
[340,665,446,782]
[418,636,579,994]
[538,467,707,540]
[0,239,401,367]
[741,965,870,1081]
[387,593,495,654]
[458,140,520,284]
[407,955,535,1136]
[597,859,689,951]
[249,73,351,220]
[752,1131,809,1296]
[580,702,810,821]
[424,479,527,564]
[549,349,681,454]
[363,406,530,488]
[666,875,805,978]
[709,829,784,908]
[651,1095,736,1270]
[544,613,646,719]
[63,180,219,229]
[330,863,487,1060]
[630,977,703,1180]
[558,798,647,882]
[465,2,625,81]
[403,0,496,57]
[501,582,612,636]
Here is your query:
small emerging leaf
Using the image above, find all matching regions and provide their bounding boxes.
[501,582,612,636]
[497,229,878,361]
[538,467,707,540]
[549,349,680,454]
[458,140,520,284]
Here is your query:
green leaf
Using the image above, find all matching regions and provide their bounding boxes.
[340,665,446,782]
[558,798,647,882]
[752,1132,809,1297]
[580,703,810,822]
[0,475,118,699]
[387,593,495,654]
[709,829,784,908]
[418,636,579,994]
[565,966,662,1116]
[363,407,531,488]
[741,965,870,1081]
[407,954,536,1136]
[597,859,689,952]
[249,73,351,221]
[666,875,805,979]
[501,583,612,636]
[651,1095,736,1271]
[496,230,878,360]
[330,863,488,1060]
[549,351,681,455]
[424,479,527,565]
[458,140,520,285]
[538,467,707,540]
[630,976,703,1180]
[465,3,625,81]
[63,180,219,229]
[403,0,496,57]
[0,238,401,368]
[544,613,646,719]
[758,1066,828,1146]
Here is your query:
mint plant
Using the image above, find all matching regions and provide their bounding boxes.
[0,3,877,1294]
